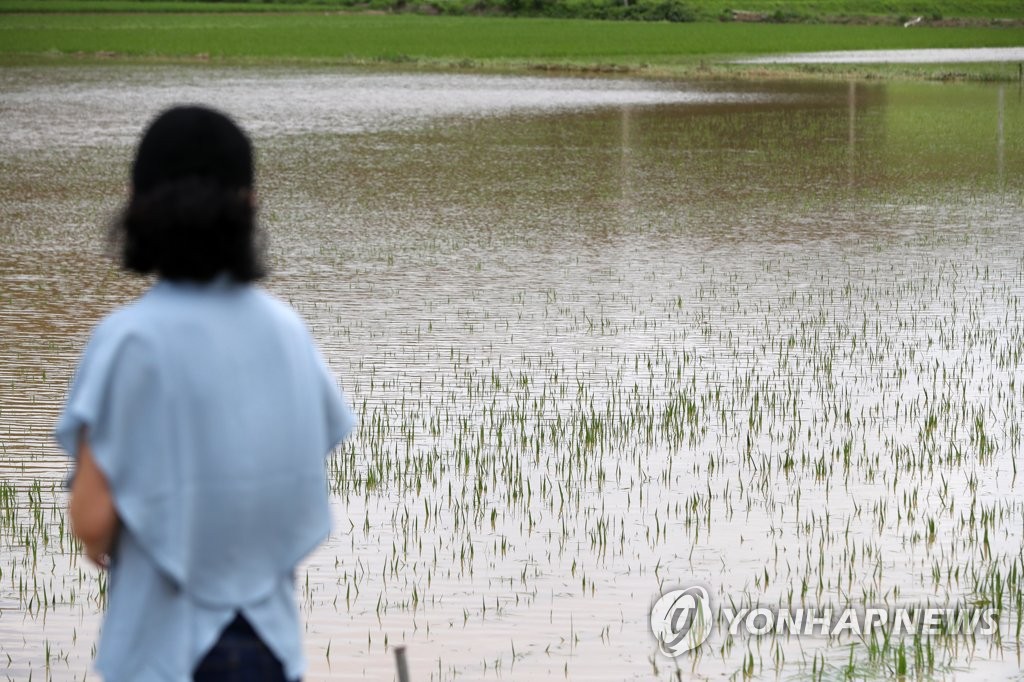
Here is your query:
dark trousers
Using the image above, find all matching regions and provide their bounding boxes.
[193,614,298,682]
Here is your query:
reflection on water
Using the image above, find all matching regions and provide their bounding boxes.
[0,67,774,152]
[1,66,1023,680]
[734,46,1024,64]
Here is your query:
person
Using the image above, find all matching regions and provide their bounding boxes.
[55,105,355,682]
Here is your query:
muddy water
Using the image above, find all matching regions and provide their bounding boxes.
[1,66,1023,680]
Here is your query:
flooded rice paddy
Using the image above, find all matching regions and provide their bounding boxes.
[1,67,1023,681]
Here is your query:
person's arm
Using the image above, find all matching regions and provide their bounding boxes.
[69,429,119,568]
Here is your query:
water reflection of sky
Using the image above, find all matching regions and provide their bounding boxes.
[734,46,1024,64]
[0,67,788,151]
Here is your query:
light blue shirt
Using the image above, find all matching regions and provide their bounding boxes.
[55,278,355,681]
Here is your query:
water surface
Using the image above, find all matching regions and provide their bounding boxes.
[734,46,1024,63]
[1,66,1022,681]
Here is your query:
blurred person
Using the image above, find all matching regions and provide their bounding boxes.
[56,105,355,682]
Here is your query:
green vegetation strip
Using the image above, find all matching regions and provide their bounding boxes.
[0,0,314,10]
[3,0,1024,20]
[1,13,1023,64]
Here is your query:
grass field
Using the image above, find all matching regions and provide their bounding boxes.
[0,2,1022,80]
[1,13,1023,67]
[2,0,1024,20]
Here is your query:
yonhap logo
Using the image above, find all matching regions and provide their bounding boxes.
[650,586,713,656]
[648,587,1003,659]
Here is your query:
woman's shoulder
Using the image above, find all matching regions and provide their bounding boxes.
[87,295,159,348]
[86,282,316,361]
[129,279,303,323]
[248,287,305,324]
[224,286,316,346]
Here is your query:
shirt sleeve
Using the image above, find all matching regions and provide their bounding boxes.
[55,321,163,494]
[313,348,356,455]
[55,320,183,581]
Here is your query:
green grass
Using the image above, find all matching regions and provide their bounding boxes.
[1,13,1022,64]
[2,0,1024,20]
[1,3,1022,80]
[698,0,1024,19]
[752,0,1023,18]
[0,0,329,11]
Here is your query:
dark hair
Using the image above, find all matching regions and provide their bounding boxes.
[112,106,265,283]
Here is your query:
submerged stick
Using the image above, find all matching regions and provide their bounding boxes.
[395,645,410,682]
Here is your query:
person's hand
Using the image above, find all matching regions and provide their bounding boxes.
[86,547,111,570]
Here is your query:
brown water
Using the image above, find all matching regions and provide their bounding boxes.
[1,66,1023,681]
